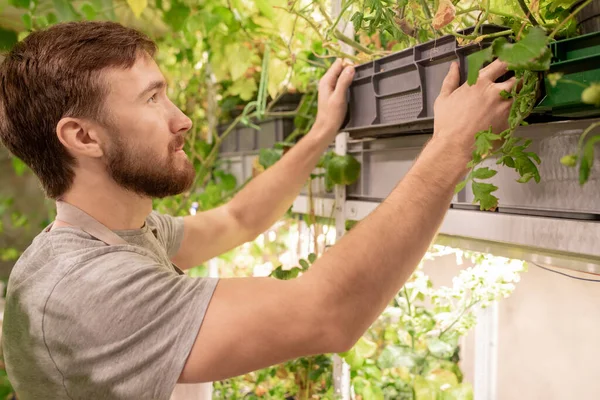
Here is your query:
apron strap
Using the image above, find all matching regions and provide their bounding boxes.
[55,201,129,246]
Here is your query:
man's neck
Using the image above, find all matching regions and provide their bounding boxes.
[58,179,153,231]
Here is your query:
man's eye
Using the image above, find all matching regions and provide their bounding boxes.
[148,94,157,103]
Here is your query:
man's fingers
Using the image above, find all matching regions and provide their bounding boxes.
[495,76,517,94]
[319,59,344,94]
[439,62,460,99]
[332,65,355,99]
[480,59,509,83]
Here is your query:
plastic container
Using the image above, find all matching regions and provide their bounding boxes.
[534,31,600,118]
[218,117,295,155]
[574,0,600,35]
[343,25,510,139]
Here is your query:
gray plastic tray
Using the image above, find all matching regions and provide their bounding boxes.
[344,25,510,139]
[219,117,295,155]
[343,119,600,217]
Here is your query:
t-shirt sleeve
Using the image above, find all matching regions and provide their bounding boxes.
[42,251,219,400]
[147,211,185,258]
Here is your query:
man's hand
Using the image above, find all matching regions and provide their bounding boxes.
[433,59,515,160]
[313,59,355,137]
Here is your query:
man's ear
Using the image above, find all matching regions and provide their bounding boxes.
[56,117,105,158]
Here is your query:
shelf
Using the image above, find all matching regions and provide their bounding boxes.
[292,196,600,274]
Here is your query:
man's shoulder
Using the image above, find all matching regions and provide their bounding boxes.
[8,228,161,295]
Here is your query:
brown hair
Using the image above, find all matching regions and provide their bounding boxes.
[0,21,157,199]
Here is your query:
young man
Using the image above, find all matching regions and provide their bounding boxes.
[0,21,514,399]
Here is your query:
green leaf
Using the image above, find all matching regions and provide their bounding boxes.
[560,154,577,167]
[53,0,79,21]
[11,157,27,176]
[377,345,416,369]
[351,11,364,30]
[299,259,310,271]
[516,172,535,183]
[308,253,317,263]
[342,347,365,370]
[9,0,30,8]
[81,3,97,20]
[354,336,378,359]
[164,0,191,31]
[258,148,282,169]
[579,136,600,185]
[581,83,600,107]
[441,383,474,400]
[472,167,497,180]
[126,0,147,17]
[492,27,550,71]
[219,173,237,191]
[362,385,385,400]
[454,180,467,194]
[0,27,18,51]
[474,130,494,155]
[227,79,257,101]
[326,154,361,186]
[270,266,302,280]
[414,376,439,400]
[498,155,515,168]
[466,46,493,85]
[254,0,274,19]
[427,337,455,358]
[499,89,512,100]
[46,12,58,24]
[513,154,541,183]
[526,152,542,165]
[472,181,499,211]
[1,248,20,262]
[92,0,115,19]
[22,13,33,30]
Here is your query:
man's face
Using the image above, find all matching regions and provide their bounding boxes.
[98,54,195,198]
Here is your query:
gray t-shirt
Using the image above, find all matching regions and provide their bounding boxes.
[2,211,219,400]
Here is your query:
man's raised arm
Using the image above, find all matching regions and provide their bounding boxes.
[179,60,515,383]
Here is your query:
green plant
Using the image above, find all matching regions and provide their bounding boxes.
[341,246,526,400]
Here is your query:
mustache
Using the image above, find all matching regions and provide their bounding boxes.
[169,135,185,151]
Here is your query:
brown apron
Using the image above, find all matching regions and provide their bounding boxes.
[53,200,185,275]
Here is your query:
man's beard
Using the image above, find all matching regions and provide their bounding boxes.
[105,135,195,199]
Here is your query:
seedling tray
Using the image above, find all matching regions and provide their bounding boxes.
[535,31,600,118]
[343,25,510,139]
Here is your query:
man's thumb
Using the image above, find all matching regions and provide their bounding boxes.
[439,62,460,98]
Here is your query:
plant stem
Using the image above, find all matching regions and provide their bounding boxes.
[333,29,374,54]
[450,29,512,40]
[403,286,416,349]
[439,300,478,338]
[577,121,600,151]
[474,0,490,35]
[284,7,325,41]
[316,46,361,63]
[550,0,593,39]
[317,0,334,25]
[456,6,479,16]
[419,0,432,19]
[517,0,539,26]
[560,78,590,89]
[488,7,528,23]
[331,0,353,33]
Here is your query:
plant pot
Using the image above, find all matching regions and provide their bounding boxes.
[574,0,600,34]
[343,25,511,139]
[534,31,600,118]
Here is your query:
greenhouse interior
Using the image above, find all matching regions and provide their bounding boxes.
[1,0,600,399]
